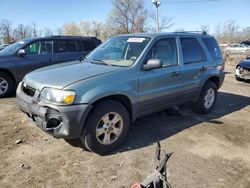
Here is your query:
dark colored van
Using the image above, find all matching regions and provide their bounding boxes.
[0,36,101,97]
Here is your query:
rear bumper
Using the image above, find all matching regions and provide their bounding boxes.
[218,72,225,88]
[16,83,92,139]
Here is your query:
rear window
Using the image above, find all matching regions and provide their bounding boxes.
[202,38,222,59]
[180,38,205,64]
[83,40,96,51]
[78,40,96,52]
[55,40,77,53]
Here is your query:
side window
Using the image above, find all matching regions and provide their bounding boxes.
[82,40,96,51]
[67,40,77,52]
[180,38,205,64]
[78,40,84,52]
[40,41,53,55]
[25,40,52,55]
[202,38,222,59]
[25,41,40,55]
[146,38,178,67]
[55,40,77,53]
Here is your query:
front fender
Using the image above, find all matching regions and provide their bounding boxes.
[79,82,136,104]
[0,56,18,81]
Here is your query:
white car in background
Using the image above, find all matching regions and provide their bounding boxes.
[226,44,250,53]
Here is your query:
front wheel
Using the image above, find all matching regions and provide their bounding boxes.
[235,76,243,81]
[0,72,14,98]
[194,81,217,114]
[80,100,130,155]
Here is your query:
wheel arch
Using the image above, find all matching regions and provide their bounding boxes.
[0,68,16,84]
[82,94,133,135]
[205,76,220,90]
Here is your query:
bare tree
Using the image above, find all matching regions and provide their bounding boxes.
[55,27,64,35]
[80,20,92,36]
[214,20,240,44]
[92,20,103,38]
[63,22,81,35]
[43,27,53,36]
[30,23,38,37]
[13,24,33,41]
[147,11,174,32]
[0,19,13,43]
[242,27,250,41]
[108,0,147,34]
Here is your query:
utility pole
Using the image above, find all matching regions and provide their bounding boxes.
[152,0,161,32]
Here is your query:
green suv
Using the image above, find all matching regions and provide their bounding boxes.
[17,32,225,154]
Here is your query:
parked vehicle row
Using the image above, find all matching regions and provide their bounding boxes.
[0,36,101,97]
[16,32,225,154]
[225,43,250,53]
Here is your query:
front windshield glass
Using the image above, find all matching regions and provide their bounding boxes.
[87,36,150,67]
[0,40,27,56]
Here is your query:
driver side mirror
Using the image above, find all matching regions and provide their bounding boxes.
[18,49,26,57]
[143,59,162,71]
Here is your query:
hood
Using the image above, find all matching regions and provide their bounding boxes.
[0,55,13,60]
[239,59,250,69]
[23,61,123,91]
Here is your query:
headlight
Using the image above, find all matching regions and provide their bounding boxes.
[40,88,76,105]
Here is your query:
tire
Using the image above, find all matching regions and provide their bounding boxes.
[235,76,243,81]
[194,81,217,114]
[0,72,14,98]
[80,99,130,155]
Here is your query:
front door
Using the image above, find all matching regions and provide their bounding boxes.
[15,40,54,80]
[138,38,183,116]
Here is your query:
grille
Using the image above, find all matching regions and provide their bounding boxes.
[22,83,36,97]
[243,68,250,77]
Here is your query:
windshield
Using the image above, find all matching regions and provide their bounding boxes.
[0,40,28,56]
[87,36,150,67]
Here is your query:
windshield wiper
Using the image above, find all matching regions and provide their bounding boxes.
[91,59,111,66]
[82,57,92,63]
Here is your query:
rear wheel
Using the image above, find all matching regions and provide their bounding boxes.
[194,81,217,114]
[80,99,130,155]
[0,72,14,98]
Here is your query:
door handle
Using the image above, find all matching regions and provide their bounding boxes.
[200,66,207,72]
[170,71,180,77]
[49,58,54,62]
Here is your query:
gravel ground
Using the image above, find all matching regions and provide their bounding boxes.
[0,65,250,188]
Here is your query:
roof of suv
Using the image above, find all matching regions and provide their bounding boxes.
[117,32,212,38]
[23,35,100,42]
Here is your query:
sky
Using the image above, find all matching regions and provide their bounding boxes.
[1,0,249,33]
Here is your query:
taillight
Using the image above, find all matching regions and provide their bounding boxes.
[221,63,225,70]
[217,63,225,71]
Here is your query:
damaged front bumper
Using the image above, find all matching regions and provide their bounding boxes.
[235,66,250,80]
[16,82,92,139]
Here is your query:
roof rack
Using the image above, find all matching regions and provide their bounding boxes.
[174,31,207,35]
[50,35,97,38]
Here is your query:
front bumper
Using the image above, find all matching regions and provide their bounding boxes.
[235,66,250,80]
[16,83,92,139]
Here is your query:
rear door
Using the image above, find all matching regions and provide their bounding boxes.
[54,39,79,63]
[15,40,54,79]
[138,37,183,115]
[177,37,208,98]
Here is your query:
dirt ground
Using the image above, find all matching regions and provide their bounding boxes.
[0,64,250,188]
